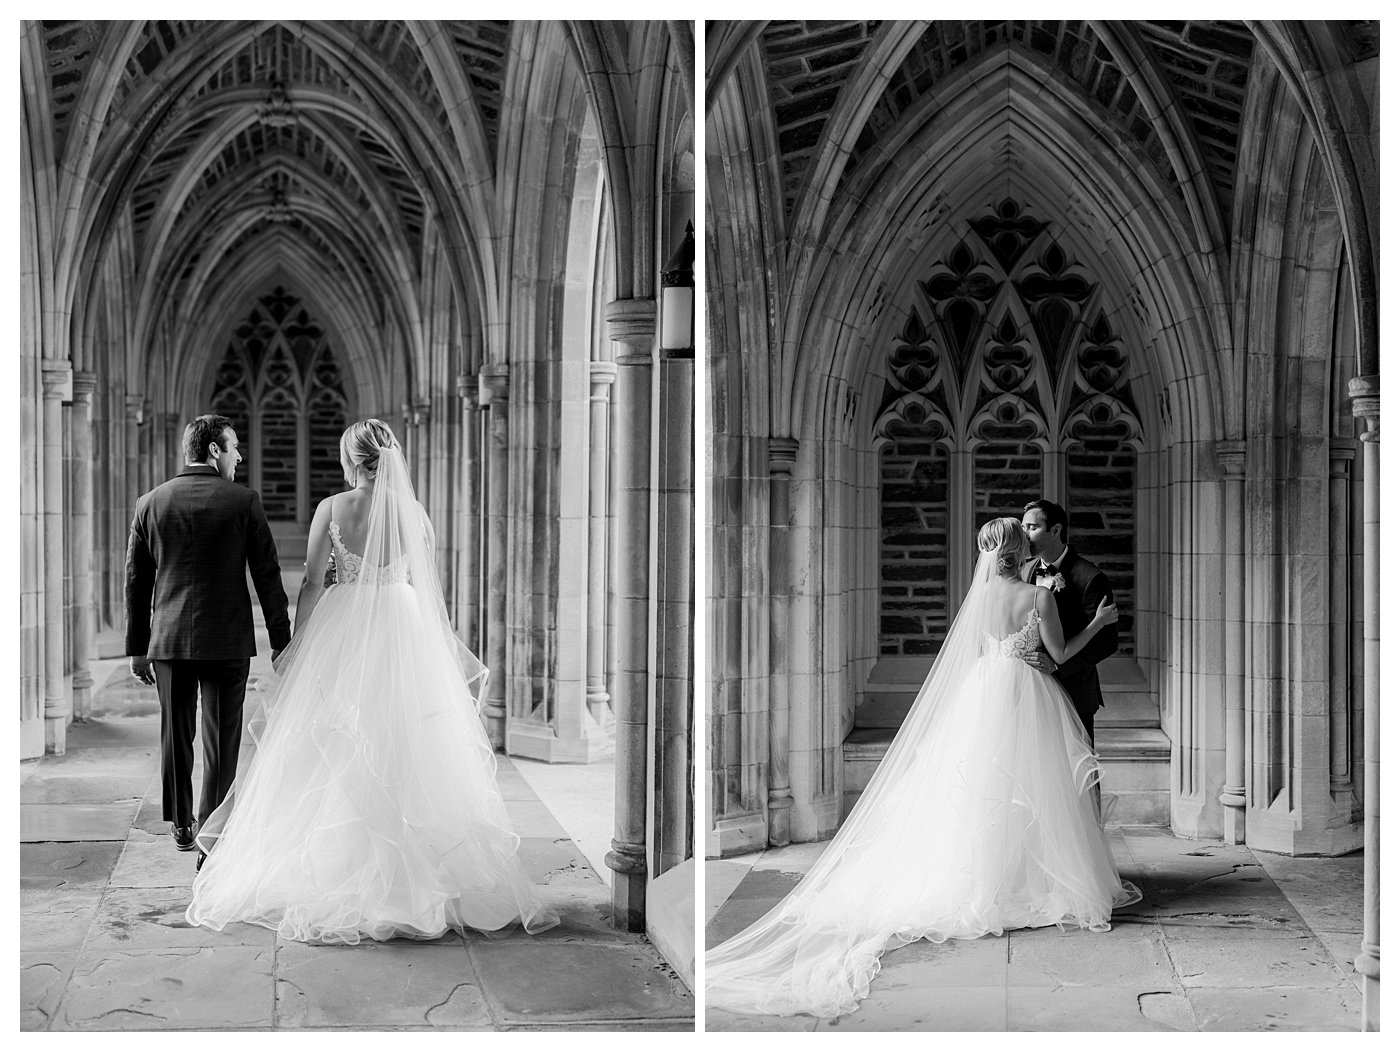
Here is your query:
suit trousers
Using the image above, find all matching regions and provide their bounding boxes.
[153,658,250,829]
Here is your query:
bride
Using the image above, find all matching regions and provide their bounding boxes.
[186,419,557,943]
[706,516,1140,1018]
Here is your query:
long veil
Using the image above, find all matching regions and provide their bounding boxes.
[705,549,1116,1017]
[301,441,487,703]
[196,441,488,849]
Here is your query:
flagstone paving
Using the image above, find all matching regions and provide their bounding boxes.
[704,832,1362,1032]
[21,658,693,1032]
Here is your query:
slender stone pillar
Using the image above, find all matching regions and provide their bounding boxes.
[767,437,799,847]
[42,363,72,754]
[1217,440,1246,843]
[654,346,693,875]
[603,298,655,932]
[1348,375,1379,1031]
[137,401,153,498]
[478,366,510,749]
[124,395,143,505]
[411,397,431,501]
[587,361,618,730]
[1328,441,1358,796]
[455,374,481,649]
[69,372,97,722]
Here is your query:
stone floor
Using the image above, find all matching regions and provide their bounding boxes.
[21,654,693,1032]
[704,832,1364,1032]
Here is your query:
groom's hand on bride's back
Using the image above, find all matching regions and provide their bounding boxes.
[1023,651,1058,673]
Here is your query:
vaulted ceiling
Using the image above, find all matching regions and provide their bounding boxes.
[37,20,520,338]
[721,19,1378,233]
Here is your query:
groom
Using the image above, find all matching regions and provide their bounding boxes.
[1018,498,1117,744]
[125,414,290,867]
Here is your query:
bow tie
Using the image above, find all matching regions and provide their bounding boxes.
[1036,562,1053,575]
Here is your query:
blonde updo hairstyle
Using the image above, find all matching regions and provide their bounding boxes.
[978,516,1028,579]
[339,418,401,487]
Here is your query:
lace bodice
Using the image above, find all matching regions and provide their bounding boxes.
[328,522,410,586]
[986,606,1042,660]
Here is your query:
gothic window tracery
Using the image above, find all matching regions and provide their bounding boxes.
[210,285,349,521]
[876,200,1140,657]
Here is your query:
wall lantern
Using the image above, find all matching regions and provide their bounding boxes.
[659,220,694,353]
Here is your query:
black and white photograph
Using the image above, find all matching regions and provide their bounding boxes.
[19,19,696,1032]
[703,19,1379,1032]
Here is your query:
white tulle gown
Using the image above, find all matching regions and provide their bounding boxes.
[187,449,557,944]
[706,555,1140,1019]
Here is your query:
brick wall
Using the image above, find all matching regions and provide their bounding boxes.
[879,432,949,655]
[1068,434,1136,654]
[259,390,299,518]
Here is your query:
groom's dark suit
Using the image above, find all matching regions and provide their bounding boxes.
[125,465,291,832]
[1023,547,1117,742]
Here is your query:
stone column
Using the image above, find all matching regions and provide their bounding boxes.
[137,400,153,498]
[124,395,144,516]
[1348,375,1379,1031]
[603,298,655,932]
[587,361,618,730]
[69,372,97,722]
[1217,439,1246,843]
[42,363,72,754]
[411,397,431,502]
[477,366,509,749]
[767,437,799,847]
[455,374,481,649]
[654,346,693,875]
[948,450,974,612]
[1328,441,1358,797]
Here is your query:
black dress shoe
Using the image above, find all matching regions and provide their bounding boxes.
[172,824,196,852]
[196,851,207,872]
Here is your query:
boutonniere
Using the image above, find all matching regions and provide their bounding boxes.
[1036,572,1067,593]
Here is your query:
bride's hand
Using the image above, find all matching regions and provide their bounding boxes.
[1093,596,1118,628]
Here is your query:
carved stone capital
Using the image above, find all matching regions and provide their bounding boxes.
[768,436,799,478]
[604,299,657,365]
[125,394,146,424]
[478,364,509,406]
[1330,440,1358,472]
[41,363,73,401]
[589,360,619,387]
[456,374,479,408]
[70,371,97,403]
[1349,374,1379,440]
[1216,438,1246,478]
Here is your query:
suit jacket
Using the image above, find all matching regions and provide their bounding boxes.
[1022,547,1116,713]
[125,465,291,660]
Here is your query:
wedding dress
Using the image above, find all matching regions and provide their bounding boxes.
[186,444,557,943]
[706,549,1140,1018]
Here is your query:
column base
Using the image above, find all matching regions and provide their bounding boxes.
[44,716,66,755]
[483,706,505,750]
[606,844,647,933]
[1361,973,1379,1031]
[72,671,94,723]
[505,721,612,764]
[767,798,792,848]
[705,812,768,859]
[1220,793,1245,844]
